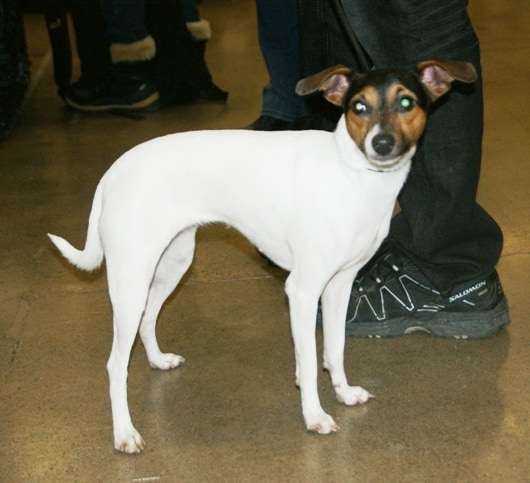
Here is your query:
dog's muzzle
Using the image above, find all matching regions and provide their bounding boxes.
[372,133,395,157]
[366,139,415,172]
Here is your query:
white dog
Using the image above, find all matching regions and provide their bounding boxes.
[49,60,476,453]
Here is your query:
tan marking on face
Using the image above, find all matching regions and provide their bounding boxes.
[344,83,428,155]
[384,84,427,149]
[345,86,380,151]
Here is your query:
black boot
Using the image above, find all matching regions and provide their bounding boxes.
[190,39,228,103]
[65,36,160,113]
[63,0,112,104]
[186,19,228,102]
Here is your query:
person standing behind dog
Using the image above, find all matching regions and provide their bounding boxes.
[255,0,509,338]
[64,0,227,113]
[246,0,310,130]
[64,0,160,112]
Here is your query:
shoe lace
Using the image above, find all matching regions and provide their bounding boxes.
[356,253,402,292]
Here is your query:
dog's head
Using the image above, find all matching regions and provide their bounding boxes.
[296,60,477,171]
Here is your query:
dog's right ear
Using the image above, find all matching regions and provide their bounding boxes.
[295,65,352,106]
[415,60,478,102]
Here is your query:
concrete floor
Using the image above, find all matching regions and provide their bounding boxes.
[1,0,529,481]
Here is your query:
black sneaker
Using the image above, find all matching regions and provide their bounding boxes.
[246,115,294,131]
[64,77,109,106]
[65,67,160,113]
[198,83,229,103]
[246,110,340,132]
[344,250,510,339]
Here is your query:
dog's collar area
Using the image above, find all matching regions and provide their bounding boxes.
[367,166,404,173]
[367,159,411,173]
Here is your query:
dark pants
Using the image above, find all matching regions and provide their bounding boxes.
[255,0,309,121]
[298,0,503,294]
[99,0,148,44]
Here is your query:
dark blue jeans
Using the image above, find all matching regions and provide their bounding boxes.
[99,0,149,44]
[256,0,309,121]
[298,0,503,294]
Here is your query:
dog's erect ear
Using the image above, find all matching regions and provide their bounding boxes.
[296,65,352,106]
[416,60,478,102]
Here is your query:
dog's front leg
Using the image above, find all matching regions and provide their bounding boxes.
[321,268,374,406]
[285,274,338,434]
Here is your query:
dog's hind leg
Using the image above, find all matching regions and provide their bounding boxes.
[106,226,197,453]
[139,226,197,370]
[321,268,373,406]
[106,264,155,453]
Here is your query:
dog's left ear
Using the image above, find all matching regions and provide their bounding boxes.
[295,65,352,106]
[416,60,478,102]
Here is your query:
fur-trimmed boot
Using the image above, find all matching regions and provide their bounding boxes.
[66,35,160,113]
[144,0,228,107]
[186,18,211,44]
[185,18,228,103]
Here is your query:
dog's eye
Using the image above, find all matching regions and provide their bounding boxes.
[352,100,368,115]
[398,96,415,111]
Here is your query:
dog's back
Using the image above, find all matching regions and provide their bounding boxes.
[97,126,405,271]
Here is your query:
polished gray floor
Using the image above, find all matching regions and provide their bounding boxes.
[1,1,529,480]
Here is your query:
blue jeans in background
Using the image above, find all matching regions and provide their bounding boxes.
[255,0,308,122]
[99,0,148,44]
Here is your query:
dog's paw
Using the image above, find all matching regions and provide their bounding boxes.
[305,412,339,434]
[114,428,146,454]
[335,385,374,406]
[149,353,185,370]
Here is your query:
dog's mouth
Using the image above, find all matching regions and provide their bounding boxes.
[367,156,403,172]
[365,147,415,172]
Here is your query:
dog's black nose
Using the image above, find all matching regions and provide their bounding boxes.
[372,134,395,156]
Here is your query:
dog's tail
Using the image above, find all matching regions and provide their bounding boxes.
[48,182,104,272]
